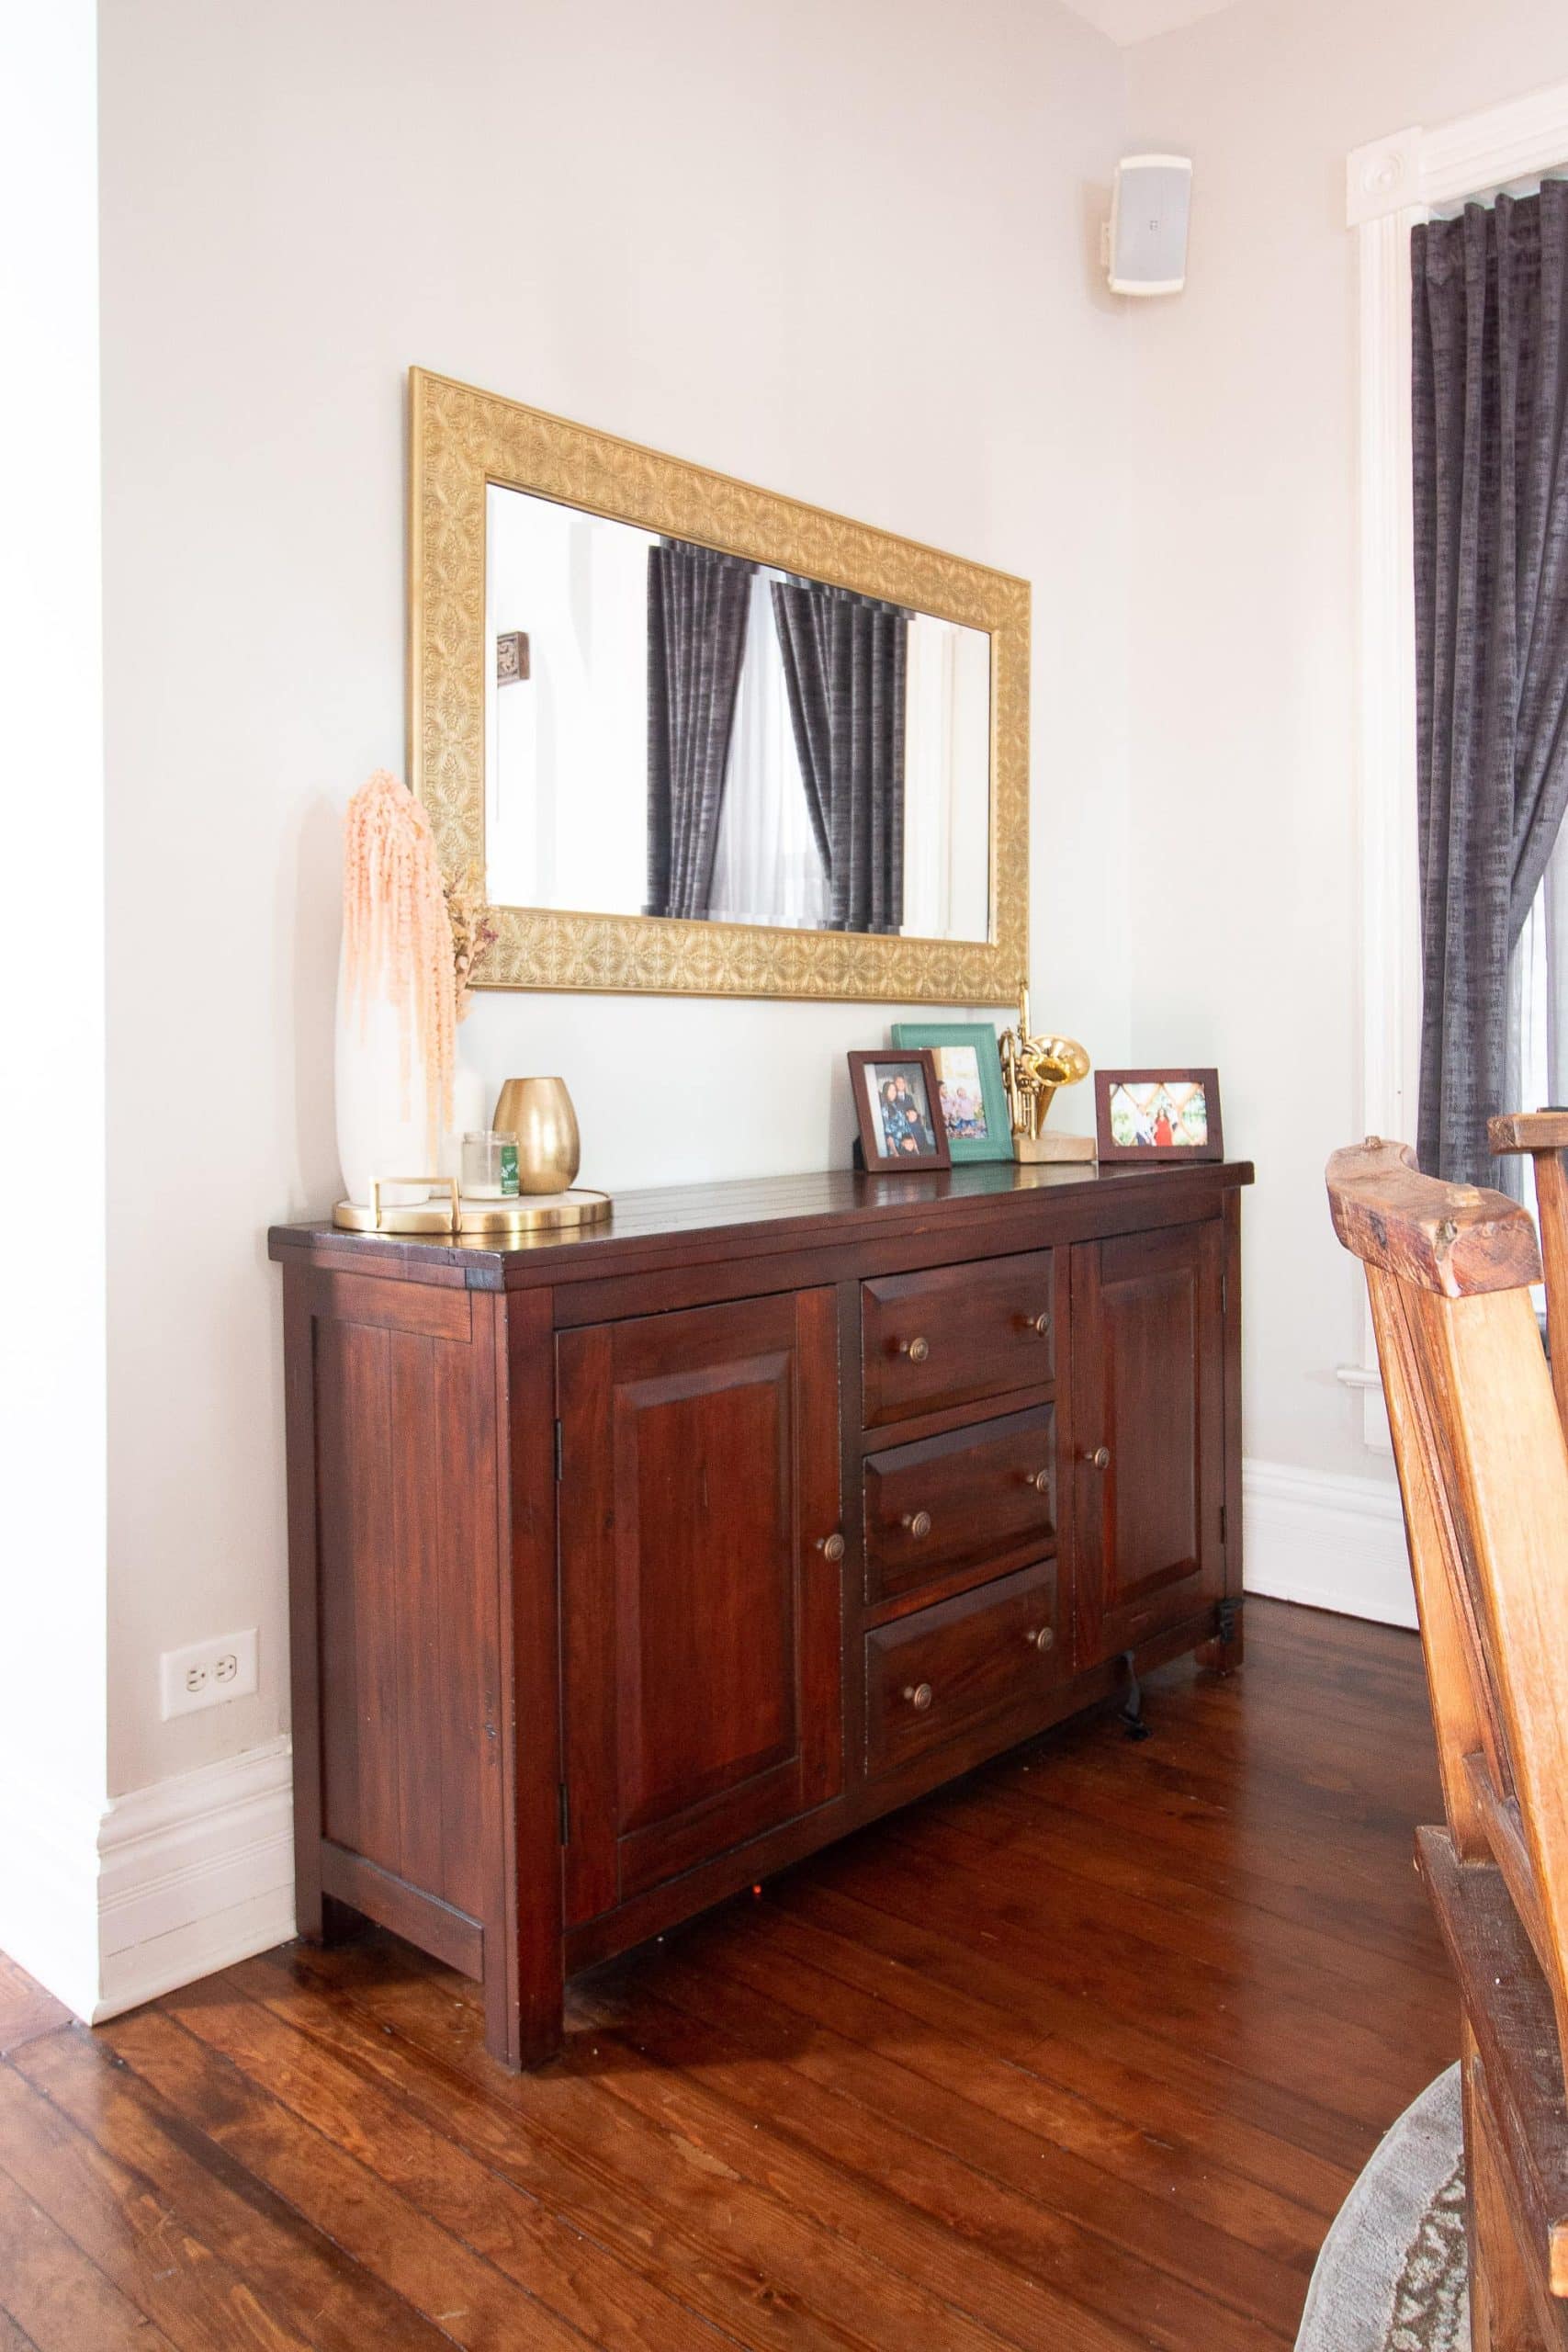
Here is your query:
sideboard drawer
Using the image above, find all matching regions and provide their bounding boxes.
[863,1404,1056,1606]
[861,1250,1056,1427]
[865,1560,1061,1775]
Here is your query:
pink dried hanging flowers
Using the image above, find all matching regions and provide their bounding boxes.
[342,771,457,1159]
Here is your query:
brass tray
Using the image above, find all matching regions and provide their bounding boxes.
[333,1177,459,1234]
[458,1191,611,1235]
[333,1176,611,1238]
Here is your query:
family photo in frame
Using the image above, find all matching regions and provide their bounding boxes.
[847,1050,952,1172]
[1094,1069,1224,1163]
[890,1022,1014,1163]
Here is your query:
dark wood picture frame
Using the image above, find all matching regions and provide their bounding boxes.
[849,1049,953,1173]
[1094,1068,1224,1164]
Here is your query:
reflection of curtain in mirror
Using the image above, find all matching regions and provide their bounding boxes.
[773,581,908,933]
[707,572,831,930]
[646,543,752,920]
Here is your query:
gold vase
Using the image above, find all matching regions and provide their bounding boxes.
[492,1077,581,1195]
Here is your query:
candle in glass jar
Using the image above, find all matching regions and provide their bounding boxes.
[462,1130,521,1199]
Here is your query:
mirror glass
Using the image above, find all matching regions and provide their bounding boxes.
[483,484,993,943]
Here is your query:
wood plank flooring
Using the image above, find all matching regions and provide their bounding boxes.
[0,1600,1456,2349]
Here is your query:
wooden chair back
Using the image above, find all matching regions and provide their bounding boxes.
[1328,1137,1568,2339]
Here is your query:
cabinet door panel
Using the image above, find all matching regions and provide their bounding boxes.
[559,1289,841,1927]
[1070,1221,1224,1666]
[614,1360,795,1831]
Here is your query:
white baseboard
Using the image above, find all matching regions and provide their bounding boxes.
[94,1735,295,2021]
[1243,1456,1416,1629]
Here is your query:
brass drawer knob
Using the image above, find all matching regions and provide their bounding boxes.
[1027,1311,1051,1337]
[817,1532,846,1562]
[897,1335,930,1363]
[1025,1625,1055,1653]
[901,1510,932,1540]
[1026,1467,1051,1494]
[1082,1445,1111,1471]
[903,1681,933,1713]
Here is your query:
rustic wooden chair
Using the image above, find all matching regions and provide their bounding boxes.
[1326,1137,1568,2349]
[1492,1109,1568,1439]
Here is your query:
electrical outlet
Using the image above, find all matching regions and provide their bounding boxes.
[160,1628,258,1720]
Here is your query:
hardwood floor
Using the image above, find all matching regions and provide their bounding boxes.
[0,1599,1456,2350]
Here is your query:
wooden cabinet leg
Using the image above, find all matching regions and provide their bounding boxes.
[1465,2028,1547,2351]
[1197,1597,1245,1676]
[483,1926,563,2071]
[319,1894,365,1946]
[485,1987,563,2072]
[295,1875,362,1949]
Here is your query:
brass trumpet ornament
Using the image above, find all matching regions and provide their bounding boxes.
[999,982,1090,1157]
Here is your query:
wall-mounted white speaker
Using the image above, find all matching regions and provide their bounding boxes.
[1108,154,1191,297]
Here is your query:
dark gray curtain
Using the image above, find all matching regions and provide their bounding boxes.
[771,580,908,933]
[1413,180,1568,1183]
[646,543,752,920]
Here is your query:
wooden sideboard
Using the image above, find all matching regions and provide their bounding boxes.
[270,1156,1252,2067]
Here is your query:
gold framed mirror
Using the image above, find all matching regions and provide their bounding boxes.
[408,368,1029,1001]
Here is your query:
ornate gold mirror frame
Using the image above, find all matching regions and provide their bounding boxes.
[408,367,1029,1001]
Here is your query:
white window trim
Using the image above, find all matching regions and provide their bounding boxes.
[1343,77,1568,1449]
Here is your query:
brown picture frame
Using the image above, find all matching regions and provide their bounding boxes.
[849,1049,953,1172]
[1094,1068,1224,1164]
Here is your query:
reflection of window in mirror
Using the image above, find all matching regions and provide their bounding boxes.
[903,614,990,942]
[482,483,992,942]
[706,570,830,930]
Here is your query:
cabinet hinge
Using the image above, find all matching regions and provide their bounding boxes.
[1220,1502,1228,1546]
[558,1781,570,1844]
[554,1419,563,1481]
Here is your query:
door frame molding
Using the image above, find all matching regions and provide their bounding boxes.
[1345,76,1568,1448]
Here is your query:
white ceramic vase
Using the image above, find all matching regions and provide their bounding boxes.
[333,943,486,1208]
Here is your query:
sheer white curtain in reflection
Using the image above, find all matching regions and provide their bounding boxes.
[706,571,830,930]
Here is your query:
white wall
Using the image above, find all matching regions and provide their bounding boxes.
[96,0,1132,1819]
[79,0,1566,2010]
[0,0,108,2017]
[1122,1,1568,1605]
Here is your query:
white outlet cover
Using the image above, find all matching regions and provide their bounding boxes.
[160,1627,258,1720]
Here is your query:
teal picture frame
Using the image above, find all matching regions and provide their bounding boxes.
[890,1022,1013,1163]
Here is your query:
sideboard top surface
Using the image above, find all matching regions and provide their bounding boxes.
[269,1158,1253,1293]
